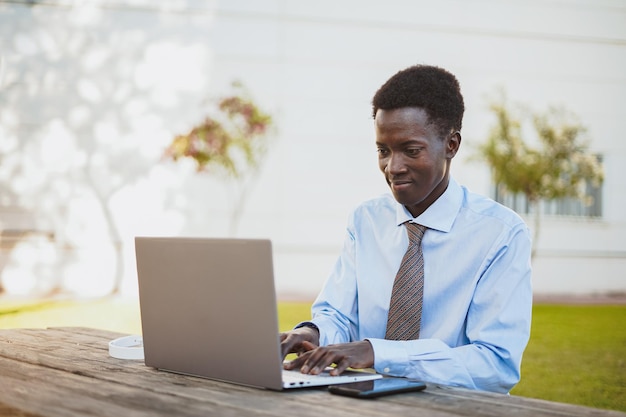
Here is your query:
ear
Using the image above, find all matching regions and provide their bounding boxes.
[446,131,461,159]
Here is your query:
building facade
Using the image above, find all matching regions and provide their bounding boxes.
[0,0,624,297]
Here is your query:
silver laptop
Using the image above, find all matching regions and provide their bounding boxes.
[135,237,382,390]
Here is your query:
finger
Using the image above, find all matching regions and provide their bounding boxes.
[280,331,320,359]
[283,350,312,370]
[280,340,293,359]
[300,340,317,352]
[302,348,338,375]
[330,357,351,376]
[280,333,300,359]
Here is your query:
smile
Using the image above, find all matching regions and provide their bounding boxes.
[390,180,412,191]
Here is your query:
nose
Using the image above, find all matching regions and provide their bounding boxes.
[385,152,407,176]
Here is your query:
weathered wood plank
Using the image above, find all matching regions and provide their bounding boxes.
[0,402,44,417]
[0,327,623,417]
[0,328,456,417]
[0,352,460,417]
[0,354,272,417]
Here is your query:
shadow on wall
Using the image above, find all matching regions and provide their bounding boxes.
[0,2,217,296]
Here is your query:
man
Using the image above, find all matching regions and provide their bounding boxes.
[280,64,532,393]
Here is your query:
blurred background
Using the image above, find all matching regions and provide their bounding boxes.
[0,0,625,301]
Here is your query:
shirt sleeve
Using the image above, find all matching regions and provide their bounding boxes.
[368,224,533,393]
[309,226,360,345]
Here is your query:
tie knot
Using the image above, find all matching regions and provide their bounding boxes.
[405,222,426,243]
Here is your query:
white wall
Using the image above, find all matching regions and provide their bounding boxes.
[0,0,624,298]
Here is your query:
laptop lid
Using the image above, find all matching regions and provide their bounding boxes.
[135,237,286,390]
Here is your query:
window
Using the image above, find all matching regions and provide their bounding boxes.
[494,179,603,218]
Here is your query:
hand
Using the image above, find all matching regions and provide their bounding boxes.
[280,327,320,360]
[283,340,374,376]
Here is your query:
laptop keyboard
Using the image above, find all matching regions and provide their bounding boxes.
[282,369,338,382]
[281,367,382,388]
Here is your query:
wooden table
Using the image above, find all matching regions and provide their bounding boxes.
[0,327,623,417]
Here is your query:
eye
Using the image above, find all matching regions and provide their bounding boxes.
[405,147,422,156]
[377,147,389,157]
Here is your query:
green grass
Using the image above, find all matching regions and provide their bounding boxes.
[0,298,308,335]
[0,297,144,334]
[511,304,626,412]
[1,299,624,412]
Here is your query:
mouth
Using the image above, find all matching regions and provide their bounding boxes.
[389,179,412,192]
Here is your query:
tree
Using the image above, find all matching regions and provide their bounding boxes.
[163,82,274,235]
[0,12,164,296]
[478,90,604,258]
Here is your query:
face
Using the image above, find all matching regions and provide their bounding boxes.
[375,107,461,218]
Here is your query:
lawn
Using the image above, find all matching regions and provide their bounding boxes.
[0,298,624,412]
[511,304,626,412]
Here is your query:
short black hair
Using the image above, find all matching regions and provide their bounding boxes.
[372,65,465,136]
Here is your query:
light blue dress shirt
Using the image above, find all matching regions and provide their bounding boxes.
[309,178,532,393]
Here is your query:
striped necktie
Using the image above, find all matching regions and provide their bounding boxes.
[385,222,427,341]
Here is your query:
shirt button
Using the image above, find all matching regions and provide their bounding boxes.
[384,367,390,373]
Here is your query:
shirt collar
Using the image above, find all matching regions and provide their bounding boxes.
[394,177,463,233]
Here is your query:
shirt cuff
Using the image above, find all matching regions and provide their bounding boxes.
[366,337,453,375]
[366,338,410,375]
[293,321,320,335]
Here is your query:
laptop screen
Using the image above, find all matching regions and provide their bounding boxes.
[136,237,285,390]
